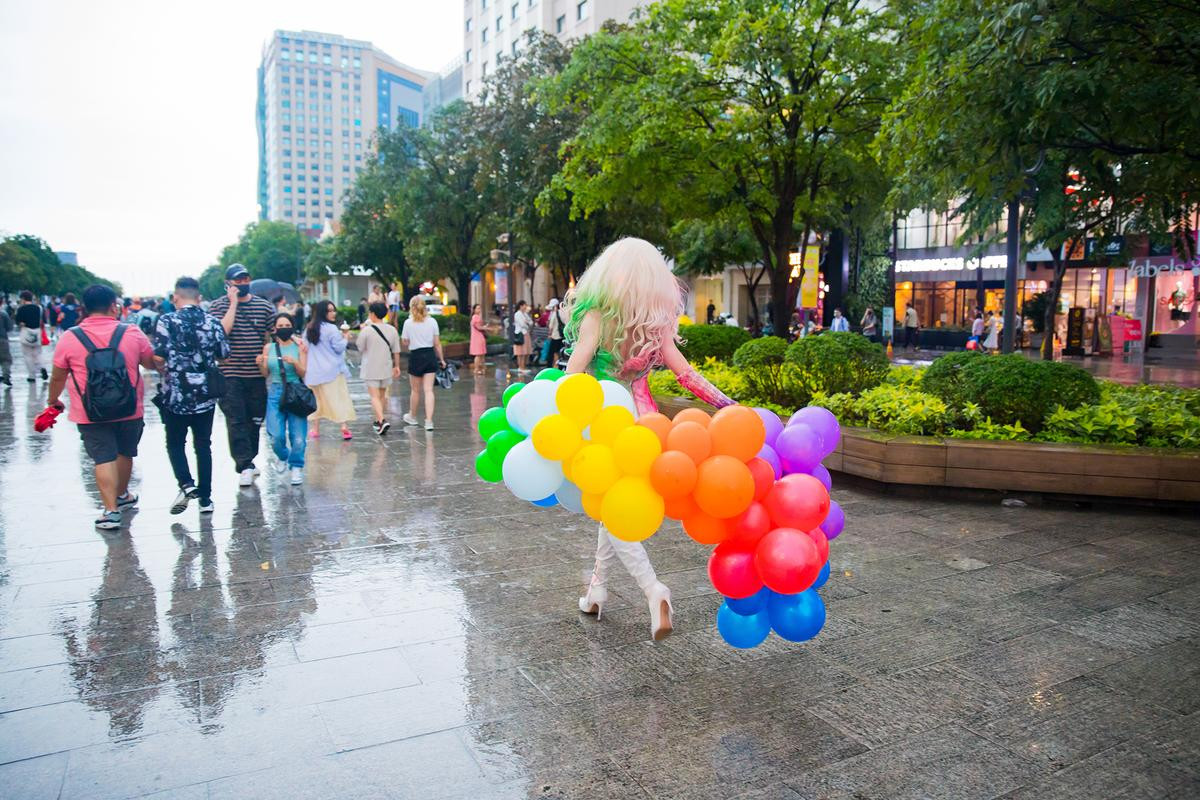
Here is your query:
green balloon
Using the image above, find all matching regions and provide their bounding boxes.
[478,406,509,440]
[502,382,526,407]
[535,367,565,382]
[486,429,524,464]
[475,450,503,483]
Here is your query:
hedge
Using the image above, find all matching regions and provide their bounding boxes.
[678,324,751,362]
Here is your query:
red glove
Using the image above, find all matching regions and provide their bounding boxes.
[35,403,63,433]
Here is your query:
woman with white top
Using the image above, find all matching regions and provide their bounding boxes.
[511,300,534,374]
[304,299,357,440]
[982,311,1000,352]
[401,297,445,431]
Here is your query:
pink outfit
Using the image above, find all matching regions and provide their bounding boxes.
[53,316,153,424]
[469,313,487,356]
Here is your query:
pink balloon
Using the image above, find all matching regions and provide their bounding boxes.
[708,541,764,599]
[757,444,783,479]
[754,527,822,594]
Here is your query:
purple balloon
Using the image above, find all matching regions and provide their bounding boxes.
[789,406,841,457]
[811,464,832,492]
[776,423,824,475]
[752,407,784,448]
[757,444,783,479]
[820,500,845,540]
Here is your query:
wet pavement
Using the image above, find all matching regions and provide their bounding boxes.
[2,351,1199,799]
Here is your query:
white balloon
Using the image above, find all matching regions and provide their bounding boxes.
[502,439,564,502]
[506,380,558,435]
[599,380,635,416]
[555,478,584,513]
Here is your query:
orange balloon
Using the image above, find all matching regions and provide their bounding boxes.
[746,457,775,502]
[664,493,699,520]
[581,492,605,521]
[694,455,756,519]
[637,412,673,449]
[674,407,711,428]
[708,405,766,462]
[666,420,712,465]
[682,511,729,545]
[649,450,699,499]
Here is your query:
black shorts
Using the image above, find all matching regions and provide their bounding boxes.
[79,418,145,465]
[408,347,438,377]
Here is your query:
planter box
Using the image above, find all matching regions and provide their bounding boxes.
[652,394,1200,504]
[919,329,971,351]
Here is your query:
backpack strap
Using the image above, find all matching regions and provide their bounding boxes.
[274,341,289,385]
[108,323,129,351]
[70,326,97,353]
[371,323,394,353]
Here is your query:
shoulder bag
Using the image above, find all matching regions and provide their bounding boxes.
[275,342,317,417]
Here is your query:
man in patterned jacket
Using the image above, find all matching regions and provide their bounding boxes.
[152,276,230,514]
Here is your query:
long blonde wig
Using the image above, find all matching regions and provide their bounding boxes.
[563,237,683,379]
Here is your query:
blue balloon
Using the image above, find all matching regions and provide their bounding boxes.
[813,560,831,589]
[532,495,558,508]
[768,589,826,642]
[725,586,770,616]
[717,602,771,649]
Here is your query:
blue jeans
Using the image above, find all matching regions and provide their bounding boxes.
[266,382,307,468]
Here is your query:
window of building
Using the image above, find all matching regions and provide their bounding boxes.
[283,173,291,181]
[496,52,503,65]
[355,155,362,162]
[482,27,488,43]
[354,142,362,151]
[284,186,292,192]
[324,188,333,195]
[342,165,350,172]
[465,48,472,63]
[282,76,290,84]
[281,100,290,108]
[354,130,361,138]
[281,49,291,60]
[284,197,292,206]
[283,148,291,156]
[465,79,472,95]
[325,200,333,208]
[555,14,565,32]
[322,54,331,64]
[481,0,488,8]
[282,161,291,169]
[283,137,292,146]
[496,15,502,31]
[284,211,293,218]
[577,0,588,21]
[512,3,518,19]
[309,53,318,63]
[482,60,488,76]
[466,17,472,32]
[353,57,361,68]
[511,41,518,56]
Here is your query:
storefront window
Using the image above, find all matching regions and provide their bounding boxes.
[1153,272,1197,334]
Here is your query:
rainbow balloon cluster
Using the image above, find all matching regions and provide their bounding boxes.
[474,369,846,649]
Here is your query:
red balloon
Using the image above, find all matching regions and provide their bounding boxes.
[755,527,822,594]
[728,502,772,547]
[805,527,830,564]
[708,541,764,599]
[763,473,830,531]
[747,457,775,502]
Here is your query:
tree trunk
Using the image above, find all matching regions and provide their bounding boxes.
[1040,247,1069,360]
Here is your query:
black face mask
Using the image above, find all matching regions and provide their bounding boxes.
[275,329,294,341]
[236,285,250,297]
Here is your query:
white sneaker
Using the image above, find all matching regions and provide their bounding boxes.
[273,460,288,475]
[290,468,304,485]
[198,500,214,513]
[402,414,419,426]
[169,490,191,515]
[424,420,434,431]
[251,465,261,476]
[238,469,255,487]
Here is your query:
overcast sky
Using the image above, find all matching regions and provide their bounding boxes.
[0,0,462,294]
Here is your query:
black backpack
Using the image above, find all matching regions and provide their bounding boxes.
[137,313,155,337]
[69,324,139,422]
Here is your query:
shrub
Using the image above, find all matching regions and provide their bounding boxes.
[920,350,986,409]
[949,419,1032,441]
[678,324,751,362]
[335,305,358,326]
[439,313,471,335]
[440,330,468,344]
[648,357,750,403]
[1036,402,1139,445]
[951,355,1098,432]
[784,332,889,402]
[885,364,924,389]
[732,337,802,408]
[813,385,951,436]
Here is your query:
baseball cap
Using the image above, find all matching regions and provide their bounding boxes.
[225,263,250,281]
[547,298,560,308]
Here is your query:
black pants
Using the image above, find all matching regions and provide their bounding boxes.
[905,326,919,348]
[546,337,564,367]
[218,377,267,473]
[162,408,215,501]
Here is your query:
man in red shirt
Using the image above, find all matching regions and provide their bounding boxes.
[46,285,157,529]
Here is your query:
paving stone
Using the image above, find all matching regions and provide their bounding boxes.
[950,626,1136,693]
[1091,638,1200,714]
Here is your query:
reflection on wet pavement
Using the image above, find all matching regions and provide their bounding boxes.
[2,360,1199,799]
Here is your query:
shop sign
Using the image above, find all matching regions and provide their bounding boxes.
[895,255,1007,273]
[1065,307,1085,355]
[1124,318,1143,341]
[1128,257,1200,278]
[494,269,508,304]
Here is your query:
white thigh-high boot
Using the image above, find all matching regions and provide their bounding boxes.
[584,524,674,641]
[579,526,618,618]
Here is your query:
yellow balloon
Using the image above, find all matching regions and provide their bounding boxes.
[588,405,635,447]
[531,414,583,461]
[556,373,604,428]
[582,491,605,521]
[612,424,663,477]
[601,477,665,542]
[570,444,621,495]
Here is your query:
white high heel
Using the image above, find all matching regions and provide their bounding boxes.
[579,579,608,618]
[647,581,674,641]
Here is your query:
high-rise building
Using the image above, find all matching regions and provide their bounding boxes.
[257,30,430,235]
[460,0,649,100]
[423,57,465,121]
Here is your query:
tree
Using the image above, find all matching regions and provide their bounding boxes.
[0,235,119,295]
[207,221,312,288]
[883,0,1198,358]
[543,0,896,330]
[0,240,43,292]
[671,218,767,324]
[335,153,420,298]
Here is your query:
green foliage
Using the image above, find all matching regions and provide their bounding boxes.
[0,235,119,295]
[440,330,468,344]
[439,313,472,336]
[678,324,751,362]
[207,221,311,295]
[784,332,889,402]
[335,306,358,326]
[949,419,1031,441]
[1036,403,1139,446]
[486,334,508,345]
[1022,292,1052,334]
[648,357,748,403]
[814,385,952,437]
[921,350,987,409]
[732,337,799,407]
[885,365,924,389]
[952,355,1098,431]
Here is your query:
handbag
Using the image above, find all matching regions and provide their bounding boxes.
[20,327,39,346]
[512,331,525,345]
[39,325,49,346]
[275,342,318,417]
[435,359,460,389]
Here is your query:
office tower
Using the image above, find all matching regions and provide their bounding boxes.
[257,30,430,235]
[461,0,649,99]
